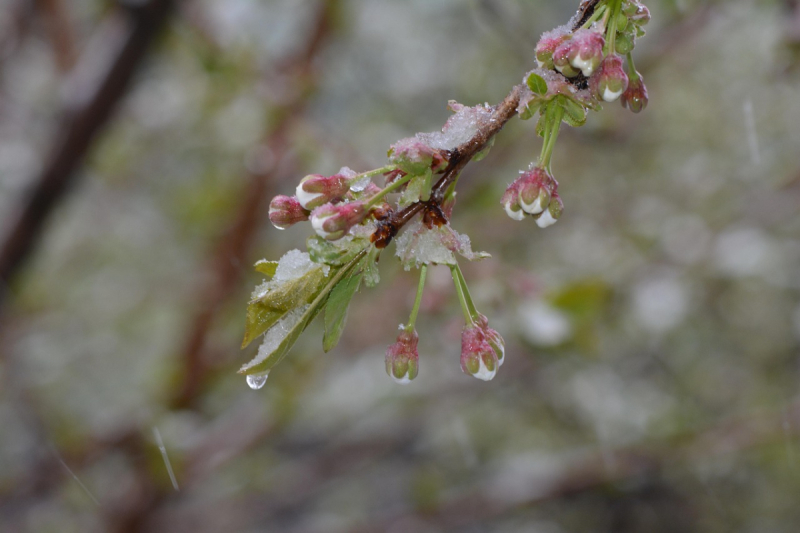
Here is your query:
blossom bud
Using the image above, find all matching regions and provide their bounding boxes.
[475,314,505,367]
[460,325,498,381]
[500,181,525,221]
[296,173,351,210]
[591,55,629,102]
[388,138,446,175]
[268,195,309,229]
[310,201,368,241]
[621,73,649,113]
[535,30,570,70]
[552,39,580,78]
[565,29,605,77]
[516,167,556,215]
[535,191,564,228]
[385,326,419,384]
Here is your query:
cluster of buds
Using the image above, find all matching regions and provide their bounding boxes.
[385,326,420,384]
[501,167,564,227]
[535,0,650,107]
[460,314,505,381]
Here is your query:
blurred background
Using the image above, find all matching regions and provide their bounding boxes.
[1,0,800,531]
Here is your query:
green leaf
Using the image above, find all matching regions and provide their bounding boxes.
[526,72,548,95]
[323,264,364,352]
[307,235,368,266]
[240,251,367,375]
[473,136,495,162]
[253,260,278,277]
[241,264,333,348]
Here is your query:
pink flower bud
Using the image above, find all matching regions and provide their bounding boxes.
[501,181,525,221]
[385,327,419,384]
[629,3,650,25]
[621,73,649,113]
[534,191,564,228]
[552,39,580,78]
[515,167,557,215]
[268,195,309,229]
[565,29,605,77]
[389,138,446,175]
[296,173,351,210]
[461,324,498,381]
[591,55,629,102]
[475,314,505,367]
[535,30,570,70]
[310,201,368,241]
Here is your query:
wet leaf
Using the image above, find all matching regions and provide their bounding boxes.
[323,262,364,352]
[526,72,548,95]
[240,251,367,375]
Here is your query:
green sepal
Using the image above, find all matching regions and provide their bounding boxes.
[323,259,365,352]
[558,95,587,127]
[240,251,367,375]
[473,136,495,162]
[526,72,548,95]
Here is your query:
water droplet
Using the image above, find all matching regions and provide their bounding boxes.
[246,373,268,390]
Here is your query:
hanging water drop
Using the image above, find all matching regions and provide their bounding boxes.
[246,373,269,390]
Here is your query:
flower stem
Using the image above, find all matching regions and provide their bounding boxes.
[450,264,474,325]
[354,165,396,181]
[626,52,640,81]
[581,4,607,30]
[605,0,622,56]
[452,263,479,321]
[406,264,427,330]
[364,173,414,209]
[538,103,565,172]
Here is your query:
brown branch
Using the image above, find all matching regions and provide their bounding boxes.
[0,0,175,312]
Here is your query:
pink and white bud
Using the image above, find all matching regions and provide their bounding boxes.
[501,181,525,221]
[565,29,605,77]
[461,324,498,381]
[268,195,309,229]
[591,55,629,103]
[515,167,557,215]
[629,3,651,25]
[475,314,505,367]
[534,191,564,228]
[296,173,351,210]
[552,38,580,78]
[310,201,368,241]
[535,30,570,70]
[385,326,419,384]
[621,73,649,113]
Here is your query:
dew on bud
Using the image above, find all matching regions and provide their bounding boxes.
[246,372,269,390]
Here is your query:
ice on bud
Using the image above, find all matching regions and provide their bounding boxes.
[564,29,605,77]
[535,192,564,228]
[385,326,419,384]
[460,324,498,381]
[501,182,525,221]
[389,137,447,175]
[591,55,629,103]
[296,173,351,210]
[310,201,368,241]
[268,195,309,229]
[621,73,649,113]
[535,29,570,70]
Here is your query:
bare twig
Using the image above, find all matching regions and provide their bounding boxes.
[35,0,78,73]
